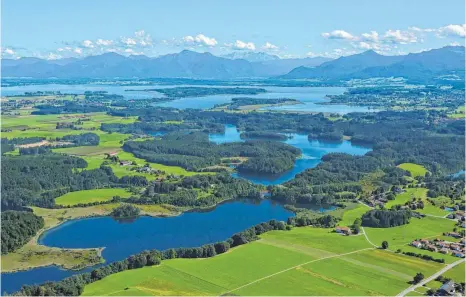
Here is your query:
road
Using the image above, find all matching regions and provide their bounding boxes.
[361,226,378,248]
[396,259,465,296]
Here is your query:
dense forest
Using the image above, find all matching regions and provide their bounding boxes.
[1,155,146,210]
[123,132,301,174]
[2,211,44,254]
[361,209,412,228]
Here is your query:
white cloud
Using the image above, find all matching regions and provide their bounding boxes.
[437,24,466,38]
[46,52,62,60]
[4,48,15,55]
[225,40,256,50]
[182,34,217,47]
[134,30,153,46]
[322,30,356,40]
[262,42,279,51]
[121,37,137,46]
[307,48,356,59]
[74,48,83,55]
[82,40,94,48]
[96,39,113,46]
[361,31,379,42]
[383,29,418,44]
[1,47,19,59]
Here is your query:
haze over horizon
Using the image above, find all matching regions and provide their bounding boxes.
[2,0,465,60]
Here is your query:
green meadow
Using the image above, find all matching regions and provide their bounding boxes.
[385,188,427,208]
[397,163,428,177]
[364,216,456,248]
[55,188,132,206]
[83,226,447,296]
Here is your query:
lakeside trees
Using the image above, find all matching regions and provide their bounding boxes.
[1,211,44,254]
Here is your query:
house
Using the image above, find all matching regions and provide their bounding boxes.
[335,226,352,235]
[420,239,429,245]
[436,241,449,248]
[450,244,461,251]
[453,252,465,258]
[440,248,449,254]
[439,281,456,296]
[119,160,132,166]
[447,232,461,239]
[426,244,437,252]
[108,152,118,156]
[411,241,422,248]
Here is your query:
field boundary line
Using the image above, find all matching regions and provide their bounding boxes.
[162,264,229,291]
[223,247,374,294]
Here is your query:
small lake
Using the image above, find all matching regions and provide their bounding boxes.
[209,125,371,185]
[1,199,293,293]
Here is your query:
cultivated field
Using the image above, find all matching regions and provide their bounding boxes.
[55,188,133,206]
[82,225,451,296]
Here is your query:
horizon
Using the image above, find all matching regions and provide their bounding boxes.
[1,0,465,60]
[3,44,465,62]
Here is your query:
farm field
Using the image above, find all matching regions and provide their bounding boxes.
[54,188,133,206]
[397,163,428,177]
[364,216,456,248]
[83,226,449,296]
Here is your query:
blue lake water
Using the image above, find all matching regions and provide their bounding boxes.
[156,86,375,114]
[1,199,293,293]
[2,83,375,114]
[209,125,371,185]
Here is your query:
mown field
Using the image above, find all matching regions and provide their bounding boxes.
[364,216,456,248]
[55,188,133,206]
[397,163,428,177]
[83,225,451,296]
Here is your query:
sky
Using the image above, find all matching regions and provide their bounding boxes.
[1,0,465,60]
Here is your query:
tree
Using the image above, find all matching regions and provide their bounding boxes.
[413,272,424,284]
[381,241,389,249]
[352,218,362,234]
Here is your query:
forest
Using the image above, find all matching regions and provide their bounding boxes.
[122,132,301,173]
[1,211,44,254]
[361,209,412,228]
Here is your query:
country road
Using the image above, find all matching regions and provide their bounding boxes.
[397,259,465,296]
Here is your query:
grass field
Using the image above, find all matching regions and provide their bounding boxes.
[442,261,465,282]
[397,163,428,177]
[385,188,427,208]
[55,188,132,206]
[338,203,370,226]
[83,226,448,296]
[364,216,456,248]
[448,105,465,119]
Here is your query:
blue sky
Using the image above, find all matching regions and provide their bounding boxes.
[1,0,465,59]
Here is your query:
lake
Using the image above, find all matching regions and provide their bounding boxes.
[1,199,293,293]
[1,84,375,114]
[156,86,375,114]
[209,125,371,185]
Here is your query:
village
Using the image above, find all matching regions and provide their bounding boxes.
[410,235,465,259]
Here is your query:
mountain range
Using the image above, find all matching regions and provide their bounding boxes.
[2,46,464,81]
[1,50,330,79]
[281,46,465,82]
